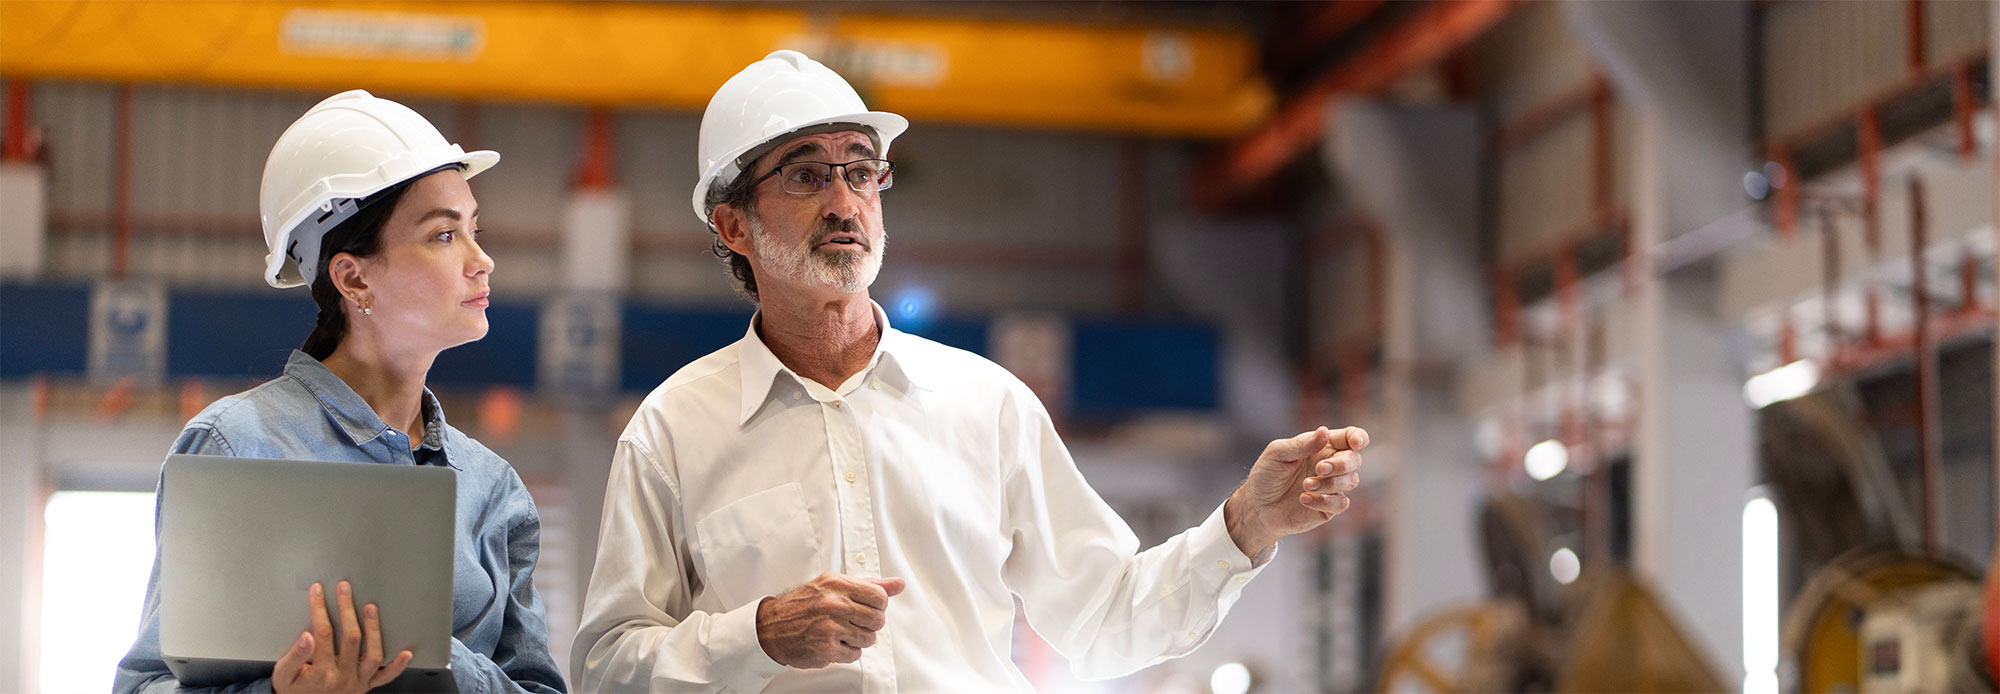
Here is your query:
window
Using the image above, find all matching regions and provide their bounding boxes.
[39,491,156,694]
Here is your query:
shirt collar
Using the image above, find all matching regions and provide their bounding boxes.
[283,350,455,465]
[736,300,931,426]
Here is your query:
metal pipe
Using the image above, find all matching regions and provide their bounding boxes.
[1909,175,1939,554]
[1905,0,1926,76]
[3,80,29,162]
[111,84,133,280]
[1116,139,1147,314]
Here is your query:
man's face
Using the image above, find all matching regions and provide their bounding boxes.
[731,130,888,299]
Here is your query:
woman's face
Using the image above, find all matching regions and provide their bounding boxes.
[346,170,493,354]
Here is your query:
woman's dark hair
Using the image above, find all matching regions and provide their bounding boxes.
[298,181,417,360]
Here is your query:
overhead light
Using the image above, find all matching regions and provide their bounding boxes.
[1210,662,1251,694]
[1525,439,1568,481]
[1743,360,1819,409]
[1549,547,1581,585]
[1743,491,1780,694]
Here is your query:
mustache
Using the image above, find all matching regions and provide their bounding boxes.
[809,218,869,250]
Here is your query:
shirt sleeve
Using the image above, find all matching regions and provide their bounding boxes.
[445,472,569,693]
[571,436,788,693]
[114,426,278,694]
[998,384,1272,681]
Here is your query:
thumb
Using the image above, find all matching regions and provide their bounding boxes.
[867,577,907,597]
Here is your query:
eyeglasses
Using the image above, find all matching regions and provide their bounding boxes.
[747,159,896,196]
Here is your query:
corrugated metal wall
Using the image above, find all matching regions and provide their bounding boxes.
[19,80,1139,314]
[1763,0,1911,139]
[1473,1,1626,267]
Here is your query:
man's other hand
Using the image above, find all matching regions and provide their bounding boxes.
[1224,426,1368,557]
[755,572,906,669]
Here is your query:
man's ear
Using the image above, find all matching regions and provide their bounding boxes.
[714,203,755,257]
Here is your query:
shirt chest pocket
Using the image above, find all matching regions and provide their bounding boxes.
[694,482,822,609]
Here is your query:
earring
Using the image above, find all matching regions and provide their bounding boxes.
[362,305,372,316]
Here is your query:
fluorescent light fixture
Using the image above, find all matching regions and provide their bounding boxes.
[1743,359,1819,409]
[1549,547,1581,585]
[1743,492,1779,694]
[1210,662,1251,694]
[1524,439,1568,481]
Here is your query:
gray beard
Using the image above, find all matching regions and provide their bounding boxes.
[750,217,885,294]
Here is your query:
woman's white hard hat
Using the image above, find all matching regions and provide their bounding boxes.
[259,90,499,289]
[691,50,908,228]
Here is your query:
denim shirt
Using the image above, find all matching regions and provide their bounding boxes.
[114,351,567,694]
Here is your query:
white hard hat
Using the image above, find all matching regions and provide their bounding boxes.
[259,90,499,288]
[691,50,908,227]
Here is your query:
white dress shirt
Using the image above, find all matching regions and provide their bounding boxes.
[573,303,1271,692]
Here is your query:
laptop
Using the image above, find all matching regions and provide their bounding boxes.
[158,454,458,693]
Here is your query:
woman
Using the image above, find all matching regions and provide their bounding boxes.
[114,91,566,694]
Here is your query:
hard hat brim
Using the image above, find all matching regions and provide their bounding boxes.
[263,147,500,288]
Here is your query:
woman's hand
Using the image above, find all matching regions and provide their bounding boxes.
[271,581,414,694]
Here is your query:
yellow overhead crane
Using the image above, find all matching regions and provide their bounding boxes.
[0,0,1272,138]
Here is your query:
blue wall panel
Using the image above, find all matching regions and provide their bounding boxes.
[428,302,538,388]
[1069,320,1220,418]
[166,289,318,378]
[620,305,755,392]
[0,282,90,377]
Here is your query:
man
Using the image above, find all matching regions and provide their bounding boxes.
[573,50,1366,692]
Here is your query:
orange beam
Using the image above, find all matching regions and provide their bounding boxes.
[1272,0,1387,71]
[575,108,616,190]
[1202,0,1516,208]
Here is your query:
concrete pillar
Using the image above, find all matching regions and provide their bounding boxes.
[1570,0,1758,681]
[0,386,45,694]
[0,162,46,279]
[1323,100,1490,634]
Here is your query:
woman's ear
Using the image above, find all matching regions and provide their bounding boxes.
[328,252,370,306]
[713,203,755,257]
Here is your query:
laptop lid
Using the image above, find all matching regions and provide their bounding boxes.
[157,454,457,690]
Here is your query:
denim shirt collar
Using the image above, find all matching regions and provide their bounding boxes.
[282,350,455,467]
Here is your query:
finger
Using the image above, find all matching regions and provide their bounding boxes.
[272,632,313,687]
[367,650,414,689]
[847,609,887,632]
[1314,451,1362,477]
[336,581,361,671]
[1266,427,1331,460]
[837,577,891,611]
[833,645,863,664]
[866,577,906,598]
[1301,491,1352,515]
[307,583,335,664]
[844,626,879,648]
[359,603,385,676]
[1328,426,1369,452]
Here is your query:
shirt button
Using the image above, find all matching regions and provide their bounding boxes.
[1234,576,1249,584]
[854,552,867,564]
[845,471,857,483]
[1216,560,1230,570]
[791,392,801,401]
[870,380,882,390]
